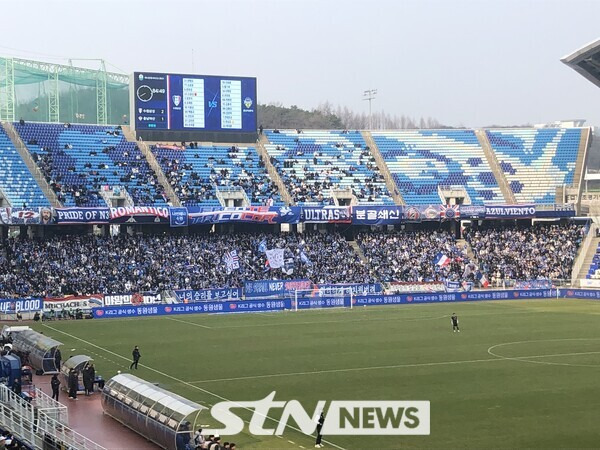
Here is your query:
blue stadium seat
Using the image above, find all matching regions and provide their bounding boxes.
[486,128,583,204]
[0,127,50,207]
[372,130,504,204]
[264,130,393,205]
[14,123,166,206]
[152,144,281,206]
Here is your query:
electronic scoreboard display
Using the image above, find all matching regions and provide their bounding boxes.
[131,72,257,133]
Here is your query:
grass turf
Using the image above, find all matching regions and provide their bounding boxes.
[32,298,600,449]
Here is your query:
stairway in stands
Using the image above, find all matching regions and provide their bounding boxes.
[349,240,368,264]
[255,134,294,205]
[362,131,405,205]
[121,126,181,206]
[2,122,62,207]
[474,129,515,203]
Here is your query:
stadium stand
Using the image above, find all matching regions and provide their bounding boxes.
[14,122,167,206]
[0,126,50,207]
[371,129,505,205]
[485,128,584,204]
[585,243,600,279]
[151,143,281,206]
[357,230,470,282]
[263,129,393,205]
[0,232,371,297]
[465,223,584,285]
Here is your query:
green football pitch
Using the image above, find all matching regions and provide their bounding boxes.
[33,298,600,449]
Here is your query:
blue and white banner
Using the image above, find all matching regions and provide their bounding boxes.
[459,205,486,219]
[315,283,383,297]
[91,288,562,319]
[444,281,473,292]
[92,299,290,319]
[0,298,43,313]
[187,206,301,225]
[244,279,313,298]
[0,208,43,225]
[300,206,352,223]
[169,207,188,227]
[54,207,110,224]
[109,206,170,224]
[173,288,242,303]
[484,204,536,219]
[562,289,600,299]
[514,280,552,289]
[352,206,403,225]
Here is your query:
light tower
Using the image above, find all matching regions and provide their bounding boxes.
[363,89,377,130]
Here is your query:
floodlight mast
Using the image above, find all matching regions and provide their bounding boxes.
[363,89,377,130]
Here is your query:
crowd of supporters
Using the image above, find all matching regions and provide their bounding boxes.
[269,146,389,204]
[465,223,584,285]
[0,223,584,298]
[0,232,372,298]
[357,230,470,282]
[154,144,280,206]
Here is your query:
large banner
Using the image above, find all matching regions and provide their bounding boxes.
[109,206,170,224]
[300,206,352,223]
[484,204,536,219]
[102,292,162,306]
[91,288,561,319]
[0,207,46,225]
[92,299,290,319]
[402,205,460,222]
[352,206,403,225]
[54,208,110,224]
[354,288,556,306]
[171,288,242,303]
[244,279,313,298]
[0,298,43,313]
[43,295,104,311]
[562,289,600,299]
[315,283,382,297]
[187,206,301,225]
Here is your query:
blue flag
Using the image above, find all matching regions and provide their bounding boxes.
[300,251,313,266]
[258,239,267,254]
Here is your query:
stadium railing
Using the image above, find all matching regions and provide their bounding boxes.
[0,384,104,449]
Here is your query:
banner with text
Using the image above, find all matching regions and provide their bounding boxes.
[187,206,301,225]
[0,298,43,313]
[244,279,313,298]
[301,206,352,223]
[171,288,242,303]
[352,206,403,225]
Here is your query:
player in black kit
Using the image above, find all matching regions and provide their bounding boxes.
[451,313,460,332]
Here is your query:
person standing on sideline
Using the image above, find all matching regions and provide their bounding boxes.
[68,369,78,400]
[130,346,141,370]
[50,374,60,401]
[54,348,62,372]
[82,364,91,396]
[315,411,325,448]
[451,313,460,332]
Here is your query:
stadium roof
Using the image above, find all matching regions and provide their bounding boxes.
[561,38,600,88]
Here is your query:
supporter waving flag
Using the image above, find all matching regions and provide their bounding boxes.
[433,252,451,267]
[223,250,240,275]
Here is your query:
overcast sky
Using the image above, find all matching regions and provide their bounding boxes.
[2,0,599,127]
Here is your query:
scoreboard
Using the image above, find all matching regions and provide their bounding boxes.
[131,72,257,133]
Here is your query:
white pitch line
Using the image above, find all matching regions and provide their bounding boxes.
[41,323,346,450]
[165,316,212,329]
[189,357,504,384]
[487,338,600,368]
[188,348,600,384]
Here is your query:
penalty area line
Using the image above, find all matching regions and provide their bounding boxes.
[40,323,346,450]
